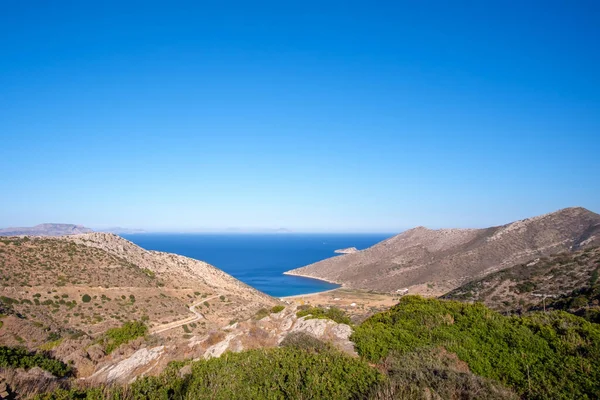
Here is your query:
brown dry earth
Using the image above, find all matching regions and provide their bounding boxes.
[286,207,600,294]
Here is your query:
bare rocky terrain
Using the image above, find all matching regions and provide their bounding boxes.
[0,223,93,236]
[286,207,600,294]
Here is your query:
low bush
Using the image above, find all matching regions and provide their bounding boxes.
[279,332,330,354]
[0,346,71,377]
[270,305,285,313]
[370,347,518,399]
[97,321,147,354]
[253,308,269,320]
[296,306,351,325]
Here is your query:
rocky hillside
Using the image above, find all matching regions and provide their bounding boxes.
[285,207,600,294]
[0,223,93,236]
[0,233,278,382]
[443,246,600,315]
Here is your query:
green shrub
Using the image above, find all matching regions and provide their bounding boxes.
[270,305,285,314]
[296,306,351,325]
[0,346,71,377]
[98,321,147,354]
[590,268,599,285]
[280,332,330,354]
[514,281,536,293]
[81,294,92,303]
[142,268,155,278]
[352,296,600,399]
[253,308,269,320]
[0,296,19,305]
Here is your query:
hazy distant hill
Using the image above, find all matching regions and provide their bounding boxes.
[98,227,147,234]
[285,207,600,294]
[0,223,93,236]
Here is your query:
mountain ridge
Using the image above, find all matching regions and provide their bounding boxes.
[285,207,600,294]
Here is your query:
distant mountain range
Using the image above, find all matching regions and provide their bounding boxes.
[285,207,600,294]
[97,227,147,234]
[0,223,93,236]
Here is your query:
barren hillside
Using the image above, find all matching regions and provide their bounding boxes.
[285,207,600,293]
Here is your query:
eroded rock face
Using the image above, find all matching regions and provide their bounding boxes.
[192,305,356,359]
[88,346,165,384]
[81,305,355,385]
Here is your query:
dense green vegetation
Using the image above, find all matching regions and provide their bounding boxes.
[97,320,147,353]
[352,296,600,399]
[296,305,351,325]
[0,346,72,377]
[36,346,382,399]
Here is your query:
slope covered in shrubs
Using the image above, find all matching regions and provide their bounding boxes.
[36,346,382,400]
[352,296,600,399]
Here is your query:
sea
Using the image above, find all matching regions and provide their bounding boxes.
[122,233,392,297]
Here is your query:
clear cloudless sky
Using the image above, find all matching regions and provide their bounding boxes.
[1,1,599,232]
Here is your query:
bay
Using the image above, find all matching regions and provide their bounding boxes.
[122,233,391,297]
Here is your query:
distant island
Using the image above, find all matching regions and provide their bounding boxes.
[0,223,93,236]
[98,227,147,234]
[334,247,358,254]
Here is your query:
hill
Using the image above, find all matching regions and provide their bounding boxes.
[285,207,600,294]
[0,233,278,380]
[0,224,93,236]
[444,246,600,318]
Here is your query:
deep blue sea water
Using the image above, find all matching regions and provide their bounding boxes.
[122,233,392,297]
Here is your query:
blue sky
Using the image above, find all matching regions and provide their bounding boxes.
[1,1,599,232]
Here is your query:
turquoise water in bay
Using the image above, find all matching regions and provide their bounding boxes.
[122,233,391,297]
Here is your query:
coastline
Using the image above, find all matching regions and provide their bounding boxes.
[282,271,342,285]
[279,272,343,299]
[279,287,341,300]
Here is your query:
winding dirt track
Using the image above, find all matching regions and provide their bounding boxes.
[150,294,222,334]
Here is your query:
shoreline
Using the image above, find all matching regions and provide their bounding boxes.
[279,287,341,300]
[279,272,343,299]
[282,271,342,286]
